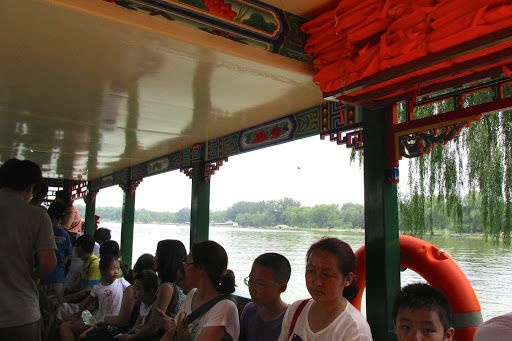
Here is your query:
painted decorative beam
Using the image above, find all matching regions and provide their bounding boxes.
[86,101,364,188]
[320,102,363,150]
[42,178,88,201]
[392,97,512,162]
[107,0,308,62]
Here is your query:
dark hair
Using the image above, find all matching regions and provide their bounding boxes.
[100,240,120,258]
[32,182,48,201]
[55,189,72,206]
[177,261,185,281]
[99,254,118,274]
[94,228,111,245]
[306,237,358,301]
[191,240,235,295]
[254,253,291,284]
[134,269,159,300]
[133,253,155,275]
[393,283,453,332]
[156,240,187,283]
[76,234,95,253]
[47,201,68,220]
[0,158,42,191]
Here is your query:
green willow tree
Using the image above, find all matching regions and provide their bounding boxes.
[396,88,512,245]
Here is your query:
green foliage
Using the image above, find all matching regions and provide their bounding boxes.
[76,198,365,229]
[227,199,364,229]
[397,90,512,245]
[309,204,339,228]
[281,206,311,228]
[399,192,486,235]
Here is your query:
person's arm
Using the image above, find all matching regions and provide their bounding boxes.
[129,315,142,332]
[61,211,76,230]
[150,307,175,331]
[65,276,81,294]
[64,285,92,303]
[79,326,94,340]
[196,299,239,341]
[63,294,96,321]
[63,234,72,265]
[34,212,56,279]
[35,249,57,278]
[159,325,176,341]
[78,294,97,313]
[196,326,228,341]
[121,283,174,340]
[103,287,135,327]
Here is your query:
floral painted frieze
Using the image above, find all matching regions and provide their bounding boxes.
[178,0,278,35]
[107,0,307,61]
[239,118,294,151]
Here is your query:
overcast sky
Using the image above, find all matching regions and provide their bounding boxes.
[92,135,370,212]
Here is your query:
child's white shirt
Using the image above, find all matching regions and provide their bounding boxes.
[139,301,153,324]
[90,278,131,322]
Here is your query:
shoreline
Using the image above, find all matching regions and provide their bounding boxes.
[98,221,489,238]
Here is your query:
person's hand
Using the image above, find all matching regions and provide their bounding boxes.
[151,307,175,331]
[64,311,80,321]
[115,333,131,340]
[95,320,106,328]
[79,327,93,340]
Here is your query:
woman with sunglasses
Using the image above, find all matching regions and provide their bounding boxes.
[161,240,239,341]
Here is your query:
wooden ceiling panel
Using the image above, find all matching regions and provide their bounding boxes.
[0,0,323,180]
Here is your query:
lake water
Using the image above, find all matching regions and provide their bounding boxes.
[101,222,512,321]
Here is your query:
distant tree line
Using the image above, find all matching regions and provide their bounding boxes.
[76,193,492,233]
[75,206,192,224]
[76,197,365,229]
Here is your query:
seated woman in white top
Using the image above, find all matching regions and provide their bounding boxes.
[160,240,239,341]
[278,237,373,341]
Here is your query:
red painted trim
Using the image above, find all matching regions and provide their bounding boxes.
[393,97,512,134]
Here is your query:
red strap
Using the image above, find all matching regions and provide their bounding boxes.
[288,299,312,338]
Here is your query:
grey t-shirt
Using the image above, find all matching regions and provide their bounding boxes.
[0,190,56,327]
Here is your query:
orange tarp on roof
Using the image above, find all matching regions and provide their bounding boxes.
[302,0,512,95]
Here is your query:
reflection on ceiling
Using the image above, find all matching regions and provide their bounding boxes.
[0,0,325,180]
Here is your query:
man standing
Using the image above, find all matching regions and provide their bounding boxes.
[0,158,57,340]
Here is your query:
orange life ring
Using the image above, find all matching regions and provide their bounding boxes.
[351,235,482,341]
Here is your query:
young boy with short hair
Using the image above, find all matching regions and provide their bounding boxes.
[393,283,455,341]
[240,253,291,341]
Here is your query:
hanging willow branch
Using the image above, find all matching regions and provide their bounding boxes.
[396,90,512,245]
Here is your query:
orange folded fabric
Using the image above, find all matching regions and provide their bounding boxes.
[302,0,512,93]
